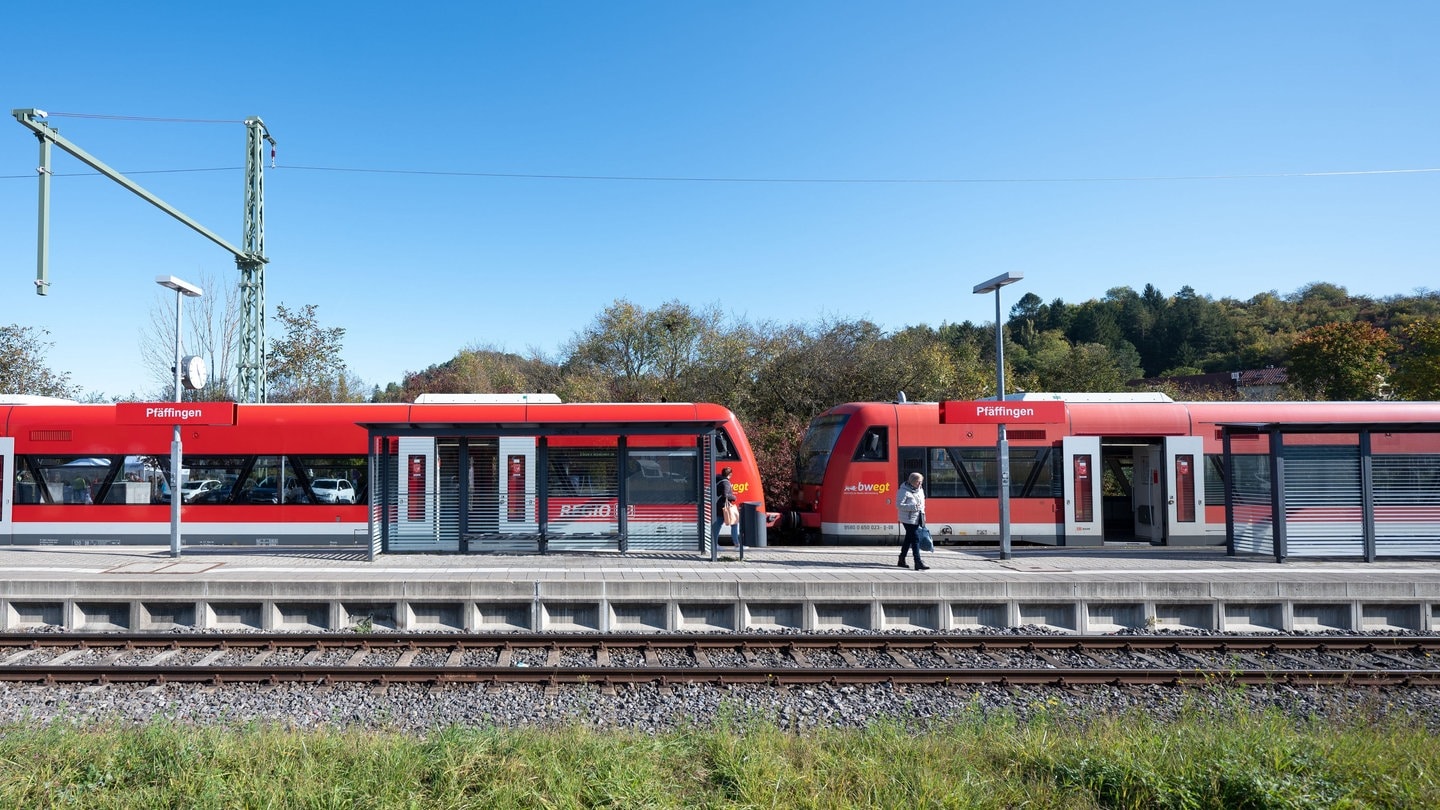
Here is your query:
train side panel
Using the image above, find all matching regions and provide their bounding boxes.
[789,397,1440,547]
[1,401,767,548]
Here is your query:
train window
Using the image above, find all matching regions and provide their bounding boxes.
[238,456,307,505]
[625,450,698,505]
[957,448,997,497]
[171,456,251,505]
[712,429,740,462]
[549,448,617,497]
[15,455,126,506]
[298,457,369,505]
[1203,454,1226,505]
[796,415,849,485]
[852,427,888,462]
[1017,447,1059,497]
[925,447,966,498]
[1228,455,1270,498]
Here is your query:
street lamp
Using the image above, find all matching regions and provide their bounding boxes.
[973,271,1023,560]
[156,275,203,558]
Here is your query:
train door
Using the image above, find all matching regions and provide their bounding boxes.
[390,437,455,552]
[1133,445,1164,543]
[498,437,536,531]
[1164,436,1207,543]
[0,438,12,544]
[1062,436,1103,542]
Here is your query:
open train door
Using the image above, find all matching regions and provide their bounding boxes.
[1164,435,1209,544]
[0,438,12,544]
[1062,436,1103,543]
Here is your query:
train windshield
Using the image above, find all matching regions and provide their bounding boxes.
[796,414,849,485]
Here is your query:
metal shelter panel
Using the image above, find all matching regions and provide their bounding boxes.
[362,418,725,557]
[1373,448,1440,556]
[1282,444,1365,558]
[1223,422,1440,561]
[1225,432,1274,556]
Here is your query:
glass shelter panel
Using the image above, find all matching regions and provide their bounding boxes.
[1373,452,1440,555]
[626,448,702,552]
[546,445,622,552]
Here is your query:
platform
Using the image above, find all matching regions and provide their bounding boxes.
[1,543,1438,634]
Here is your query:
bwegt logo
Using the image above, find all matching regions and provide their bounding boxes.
[843,481,891,494]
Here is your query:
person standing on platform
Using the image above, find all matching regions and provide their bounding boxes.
[713,466,739,546]
[897,471,929,569]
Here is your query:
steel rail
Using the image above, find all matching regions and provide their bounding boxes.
[1,664,1437,688]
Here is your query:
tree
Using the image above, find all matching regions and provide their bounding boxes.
[1391,318,1440,400]
[267,304,364,402]
[1016,332,1140,393]
[0,325,78,398]
[561,299,723,402]
[1287,321,1396,400]
[141,269,241,401]
[390,345,551,400]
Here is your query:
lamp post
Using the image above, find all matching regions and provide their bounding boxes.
[155,275,203,558]
[973,271,1023,560]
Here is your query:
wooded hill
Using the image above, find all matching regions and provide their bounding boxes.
[375,282,1440,507]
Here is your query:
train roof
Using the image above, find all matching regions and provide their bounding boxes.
[0,395,79,404]
[411,393,561,404]
[998,392,1175,403]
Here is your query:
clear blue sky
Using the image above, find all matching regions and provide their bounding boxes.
[4,1,1437,399]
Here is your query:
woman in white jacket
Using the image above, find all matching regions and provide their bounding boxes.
[896,472,929,569]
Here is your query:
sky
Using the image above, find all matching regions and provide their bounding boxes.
[3,1,1437,399]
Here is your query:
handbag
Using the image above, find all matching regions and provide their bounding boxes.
[915,526,934,552]
[721,502,740,526]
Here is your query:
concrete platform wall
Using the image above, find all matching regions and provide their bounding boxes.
[3,580,1436,633]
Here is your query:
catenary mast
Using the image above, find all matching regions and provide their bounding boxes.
[12,108,276,403]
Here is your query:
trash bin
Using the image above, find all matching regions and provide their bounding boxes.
[740,501,767,548]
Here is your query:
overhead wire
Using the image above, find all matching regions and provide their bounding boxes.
[9,109,1436,183]
[5,164,1438,183]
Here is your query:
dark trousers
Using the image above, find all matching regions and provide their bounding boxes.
[899,522,923,565]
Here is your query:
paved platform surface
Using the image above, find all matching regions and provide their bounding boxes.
[1,543,1437,633]
[0,541,1437,580]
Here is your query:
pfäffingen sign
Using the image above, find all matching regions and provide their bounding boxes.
[940,400,1066,424]
[116,402,237,426]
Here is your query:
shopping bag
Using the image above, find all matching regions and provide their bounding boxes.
[915,526,934,552]
[722,502,740,526]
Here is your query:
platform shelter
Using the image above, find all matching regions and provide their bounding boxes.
[1222,420,1440,562]
[358,414,725,560]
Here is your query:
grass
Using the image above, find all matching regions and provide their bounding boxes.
[0,698,1436,808]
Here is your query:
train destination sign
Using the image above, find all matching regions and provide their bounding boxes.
[116,402,237,426]
[940,400,1067,425]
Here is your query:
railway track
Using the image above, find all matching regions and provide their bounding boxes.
[2,632,1438,689]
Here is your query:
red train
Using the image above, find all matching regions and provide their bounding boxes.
[0,396,765,552]
[787,394,1440,548]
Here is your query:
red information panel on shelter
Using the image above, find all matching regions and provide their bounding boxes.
[939,400,1066,424]
[116,402,237,426]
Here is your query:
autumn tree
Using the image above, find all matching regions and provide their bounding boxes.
[562,299,723,402]
[267,303,364,403]
[1391,318,1440,400]
[387,346,552,401]
[0,325,78,398]
[1287,321,1396,400]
